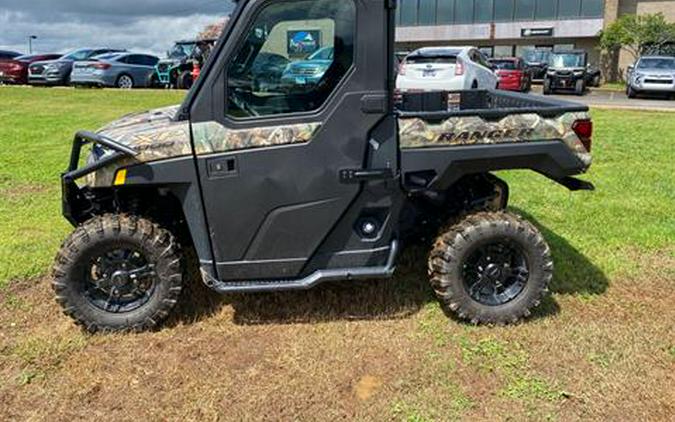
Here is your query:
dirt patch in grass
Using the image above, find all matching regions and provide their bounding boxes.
[1,249,673,421]
[0,183,51,202]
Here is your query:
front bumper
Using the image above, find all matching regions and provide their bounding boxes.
[71,73,116,87]
[630,80,675,93]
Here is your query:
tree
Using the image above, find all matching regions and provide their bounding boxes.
[199,17,230,40]
[600,13,675,61]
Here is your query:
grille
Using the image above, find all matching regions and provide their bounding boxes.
[157,63,170,73]
[644,78,673,85]
[30,65,45,75]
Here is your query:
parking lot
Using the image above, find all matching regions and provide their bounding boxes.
[531,86,675,111]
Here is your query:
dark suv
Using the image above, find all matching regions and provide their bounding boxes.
[543,50,589,96]
[29,48,125,86]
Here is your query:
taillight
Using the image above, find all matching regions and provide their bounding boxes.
[572,119,593,152]
[93,63,111,70]
[455,59,465,76]
[399,62,407,76]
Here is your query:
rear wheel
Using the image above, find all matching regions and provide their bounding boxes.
[52,215,183,333]
[592,75,601,87]
[428,212,553,325]
[116,74,134,89]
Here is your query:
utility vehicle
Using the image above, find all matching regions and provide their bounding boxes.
[543,50,592,96]
[149,39,217,89]
[54,0,595,333]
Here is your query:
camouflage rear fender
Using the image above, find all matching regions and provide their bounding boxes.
[399,111,592,168]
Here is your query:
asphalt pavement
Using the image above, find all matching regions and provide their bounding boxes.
[530,85,675,112]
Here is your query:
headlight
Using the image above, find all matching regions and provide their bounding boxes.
[547,69,556,75]
[573,71,584,76]
[46,63,65,71]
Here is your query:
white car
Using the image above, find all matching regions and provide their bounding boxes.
[397,47,498,93]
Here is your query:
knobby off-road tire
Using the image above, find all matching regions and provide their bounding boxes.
[52,215,183,333]
[428,212,553,325]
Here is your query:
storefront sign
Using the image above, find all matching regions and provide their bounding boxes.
[521,28,554,38]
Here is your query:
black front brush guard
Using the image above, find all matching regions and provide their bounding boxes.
[62,131,137,225]
[63,131,137,182]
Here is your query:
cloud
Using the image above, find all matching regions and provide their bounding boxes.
[0,0,235,55]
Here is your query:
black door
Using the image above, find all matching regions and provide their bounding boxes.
[189,0,393,281]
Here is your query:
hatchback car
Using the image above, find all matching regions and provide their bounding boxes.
[626,56,675,99]
[71,53,160,89]
[490,57,531,92]
[29,48,125,86]
[0,53,61,84]
[396,47,498,93]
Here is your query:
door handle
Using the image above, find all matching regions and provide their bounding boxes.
[340,168,394,184]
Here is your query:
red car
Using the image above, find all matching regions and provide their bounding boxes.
[0,53,62,85]
[490,58,532,93]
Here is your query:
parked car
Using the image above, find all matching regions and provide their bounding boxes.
[397,47,498,93]
[0,53,61,84]
[522,49,552,81]
[71,53,160,89]
[280,47,334,87]
[28,48,125,86]
[490,57,531,92]
[251,52,289,92]
[626,56,675,99]
[0,50,21,60]
[543,50,589,96]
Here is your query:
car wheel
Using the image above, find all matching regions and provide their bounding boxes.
[117,74,134,89]
[627,85,637,99]
[177,71,193,90]
[575,79,585,96]
[592,75,601,87]
[543,79,552,95]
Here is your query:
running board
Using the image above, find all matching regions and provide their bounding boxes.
[203,241,399,294]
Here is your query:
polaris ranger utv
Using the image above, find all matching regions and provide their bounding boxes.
[54,0,594,333]
[149,39,217,89]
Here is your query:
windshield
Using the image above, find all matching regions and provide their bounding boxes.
[62,49,93,61]
[523,50,550,63]
[491,60,518,70]
[308,47,334,61]
[637,58,675,70]
[549,53,585,68]
[169,43,196,58]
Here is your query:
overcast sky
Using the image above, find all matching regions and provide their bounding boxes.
[0,0,235,56]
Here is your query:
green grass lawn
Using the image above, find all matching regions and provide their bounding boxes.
[0,86,673,421]
[0,87,185,286]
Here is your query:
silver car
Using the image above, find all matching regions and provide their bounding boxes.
[627,56,675,99]
[70,53,160,89]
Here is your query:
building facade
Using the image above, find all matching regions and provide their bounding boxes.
[395,0,675,80]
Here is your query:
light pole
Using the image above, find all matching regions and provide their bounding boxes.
[28,35,37,54]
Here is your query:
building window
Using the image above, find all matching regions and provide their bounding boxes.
[494,0,515,22]
[401,0,418,26]
[515,0,535,21]
[494,45,515,57]
[536,0,557,20]
[581,0,604,17]
[456,0,475,24]
[558,0,581,18]
[475,0,494,23]
[419,0,437,25]
[437,0,455,24]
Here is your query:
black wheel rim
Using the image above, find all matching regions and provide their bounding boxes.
[84,246,158,313]
[462,240,529,306]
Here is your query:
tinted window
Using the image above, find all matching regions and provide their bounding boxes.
[437,0,455,24]
[419,0,437,25]
[475,0,494,22]
[491,60,518,70]
[63,50,93,61]
[549,53,585,68]
[535,0,556,19]
[558,0,581,17]
[406,52,458,65]
[400,0,418,25]
[226,0,355,119]
[495,0,515,21]
[515,0,535,20]
[581,0,604,17]
[456,0,474,23]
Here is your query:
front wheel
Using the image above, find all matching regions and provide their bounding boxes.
[428,212,553,325]
[543,79,552,95]
[575,79,585,96]
[52,215,184,333]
